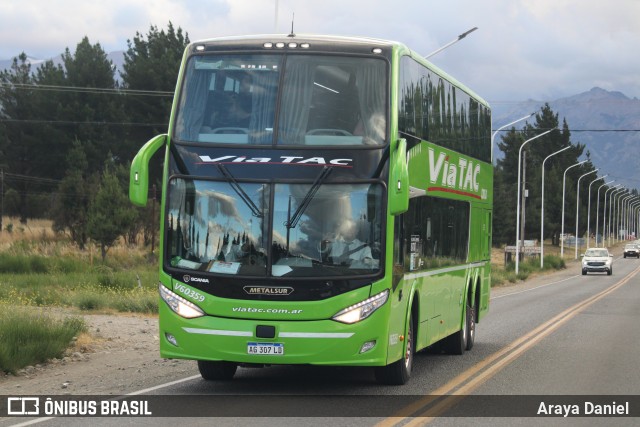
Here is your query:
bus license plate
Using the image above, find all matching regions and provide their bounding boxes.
[247,342,284,355]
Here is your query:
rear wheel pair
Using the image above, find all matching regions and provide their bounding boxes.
[443,301,476,355]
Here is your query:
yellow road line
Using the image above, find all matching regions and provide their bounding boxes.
[377,264,640,427]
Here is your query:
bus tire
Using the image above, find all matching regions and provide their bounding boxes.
[465,301,476,351]
[375,313,414,385]
[197,360,237,381]
[443,304,469,355]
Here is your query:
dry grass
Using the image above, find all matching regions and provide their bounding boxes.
[0,217,59,247]
[71,331,99,354]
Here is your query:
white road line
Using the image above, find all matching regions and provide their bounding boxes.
[491,275,580,300]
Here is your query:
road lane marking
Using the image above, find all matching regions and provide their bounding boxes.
[125,374,202,396]
[377,263,640,426]
[491,275,579,299]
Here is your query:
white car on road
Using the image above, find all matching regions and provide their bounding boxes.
[581,248,613,275]
[623,243,640,259]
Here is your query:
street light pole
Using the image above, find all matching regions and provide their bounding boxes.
[491,113,534,163]
[620,197,632,241]
[425,27,478,59]
[626,196,640,236]
[515,129,555,274]
[574,169,598,259]
[623,197,638,240]
[608,188,626,246]
[560,160,587,257]
[594,180,614,247]
[602,185,621,246]
[586,175,607,250]
[540,145,571,267]
[618,194,634,241]
[631,201,640,238]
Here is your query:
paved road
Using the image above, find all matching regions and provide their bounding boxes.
[5,247,640,426]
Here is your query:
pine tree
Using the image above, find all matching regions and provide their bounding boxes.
[60,37,124,172]
[120,22,189,165]
[87,163,137,261]
[493,104,595,246]
[51,139,93,249]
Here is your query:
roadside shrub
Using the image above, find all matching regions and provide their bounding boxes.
[28,256,49,274]
[53,256,87,274]
[542,255,565,270]
[0,253,50,274]
[0,308,86,374]
[0,254,32,274]
[112,290,158,314]
[494,253,566,287]
[73,292,105,311]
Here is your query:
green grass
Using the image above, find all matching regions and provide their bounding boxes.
[0,269,159,313]
[0,307,87,374]
[491,255,566,287]
[0,235,158,372]
[0,239,159,313]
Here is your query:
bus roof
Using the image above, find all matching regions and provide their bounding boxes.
[191,33,399,48]
[188,34,489,108]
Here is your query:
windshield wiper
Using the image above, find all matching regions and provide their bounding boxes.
[217,164,264,218]
[285,166,333,229]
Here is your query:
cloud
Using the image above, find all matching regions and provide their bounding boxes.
[1,0,639,101]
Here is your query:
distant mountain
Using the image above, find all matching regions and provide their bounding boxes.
[0,51,125,80]
[492,87,640,189]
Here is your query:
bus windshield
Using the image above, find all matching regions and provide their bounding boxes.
[166,178,383,277]
[175,54,387,146]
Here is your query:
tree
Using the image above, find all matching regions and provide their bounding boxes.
[87,162,137,261]
[119,23,189,247]
[0,54,42,223]
[60,37,125,172]
[0,38,124,222]
[51,139,94,249]
[493,104,593,246]
[120,23,189,180]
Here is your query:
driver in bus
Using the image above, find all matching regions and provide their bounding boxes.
[226,74,252,127]
[329,219,373,266]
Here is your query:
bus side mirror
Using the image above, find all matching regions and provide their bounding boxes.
[129,134,167,207]
[389,138,409,215]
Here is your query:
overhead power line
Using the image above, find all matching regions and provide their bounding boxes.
[0,118,168,127]
[0,82,173,97]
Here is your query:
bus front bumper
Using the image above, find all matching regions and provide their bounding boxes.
[158,303,391,366]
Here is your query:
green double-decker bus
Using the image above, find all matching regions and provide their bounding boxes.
[130,34,492,385]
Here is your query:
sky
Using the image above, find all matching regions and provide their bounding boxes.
[1,0,640,105]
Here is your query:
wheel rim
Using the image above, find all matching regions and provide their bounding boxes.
[469,305,476,342]
[462,308,467,345]
[404,320,413,369]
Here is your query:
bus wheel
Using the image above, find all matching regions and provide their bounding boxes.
[465,302,476,351]
[375,313,414,385]
[197,360,237,381]
[443,305,469,355]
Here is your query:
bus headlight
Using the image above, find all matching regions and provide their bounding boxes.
[159,283,205,319]
[332,290,389,324]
